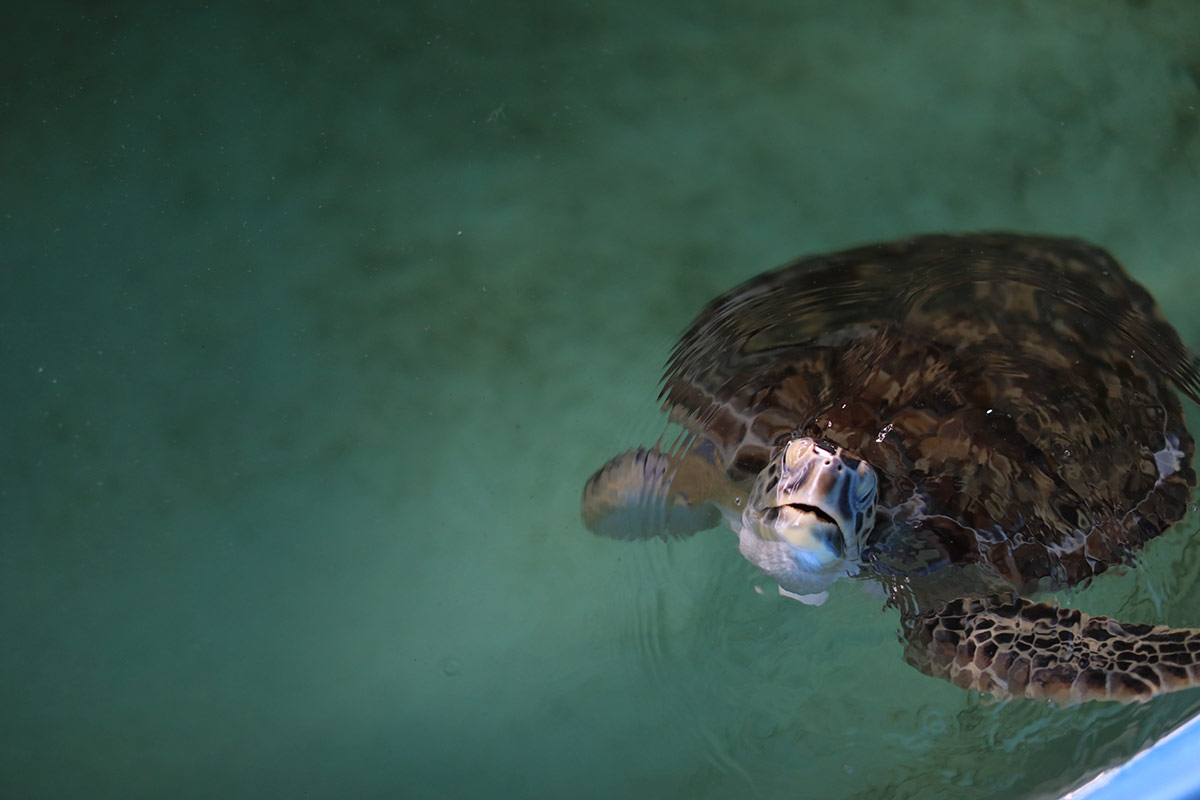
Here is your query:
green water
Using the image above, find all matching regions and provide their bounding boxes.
[3,2,1200,798]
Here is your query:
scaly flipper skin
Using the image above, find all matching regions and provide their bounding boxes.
[903,597,1200,703]
[581,443,742,540]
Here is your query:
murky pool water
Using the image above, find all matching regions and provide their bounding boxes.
[4,2,1200,798]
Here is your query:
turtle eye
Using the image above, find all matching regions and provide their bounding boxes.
[854,467,878,506]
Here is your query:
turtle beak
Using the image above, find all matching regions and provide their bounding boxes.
[761,504,846,563]
[738,500,850,596]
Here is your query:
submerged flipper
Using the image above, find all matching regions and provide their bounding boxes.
[902,597,1200,703]
[581,442,735,540]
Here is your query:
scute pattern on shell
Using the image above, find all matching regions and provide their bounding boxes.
[658,233,1200,594]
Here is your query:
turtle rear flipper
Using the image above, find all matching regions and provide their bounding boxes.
[581,446,729,540]
[903,597,1200,704]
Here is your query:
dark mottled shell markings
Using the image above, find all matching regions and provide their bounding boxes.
[582,232,1200,704]
[659,233,1199,595]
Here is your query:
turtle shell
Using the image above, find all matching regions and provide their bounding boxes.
[661,233,1199,593]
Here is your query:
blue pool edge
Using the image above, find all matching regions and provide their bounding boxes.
[1063,711,1200,799]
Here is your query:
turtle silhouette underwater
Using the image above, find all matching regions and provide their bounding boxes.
[582,232,1200,704]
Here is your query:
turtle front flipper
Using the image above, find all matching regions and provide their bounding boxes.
[902,597,1200,704]
[581,440,736,540]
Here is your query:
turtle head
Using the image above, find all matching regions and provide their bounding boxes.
[738,437,878,599]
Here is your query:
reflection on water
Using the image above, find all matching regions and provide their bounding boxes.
[604,510,1200,798]
[587,234,1200,797]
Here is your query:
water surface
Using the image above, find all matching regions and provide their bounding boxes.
[3,2,1200,798]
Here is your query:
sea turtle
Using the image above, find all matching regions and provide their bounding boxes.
[582,232,1200,704]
